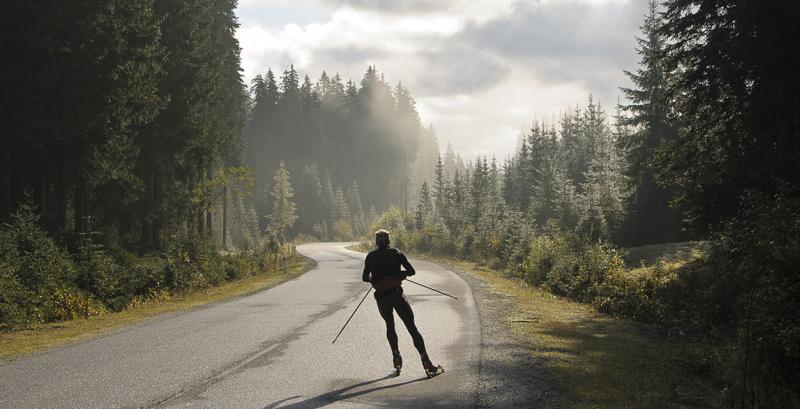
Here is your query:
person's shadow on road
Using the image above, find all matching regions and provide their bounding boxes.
[262,373,427,408]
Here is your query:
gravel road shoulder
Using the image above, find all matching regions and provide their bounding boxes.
[442,262,564,409]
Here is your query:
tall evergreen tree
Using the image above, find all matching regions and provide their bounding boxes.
[529,125,561,225]
[414,181,434,229]
[433,155,449,220]
[268,161,298,242]
[618,0,683,244]
[346,182,366,235]
[660,0,800,230]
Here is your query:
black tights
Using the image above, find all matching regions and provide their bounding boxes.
[374,288,428,356]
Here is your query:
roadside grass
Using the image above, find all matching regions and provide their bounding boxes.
[0,256,314,362]
[456,260,719,409]
[623,241,709,268]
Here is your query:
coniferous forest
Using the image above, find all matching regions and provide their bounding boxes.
[1,0,799,407]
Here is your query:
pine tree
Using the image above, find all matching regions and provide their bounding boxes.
[618,0,683,244]
[268,161,298,242]
[468,159,490,225]
[561,105,586,185]
[332,187,350,222]
[553,166,579,231]
[659,0,800,230]
[529,125,560,225]
[433,155,449,221]
[321,172,336,226]
[346,182,366,234]
[295,163,323,233]
[449,170,466,230]
[516,137,533,211]
[415,181,434,229]
[501,156,519,209]
[576,97,626,241]
[442,143,460,179]
[409,124,439,212]
[394,82,422,211]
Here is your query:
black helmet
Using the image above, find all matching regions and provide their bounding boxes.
[375,229,390,248]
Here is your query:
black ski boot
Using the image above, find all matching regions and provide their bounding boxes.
[421,354,444,378]
[392,351,402,375]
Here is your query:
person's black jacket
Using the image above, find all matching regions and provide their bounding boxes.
[362,247,415,287]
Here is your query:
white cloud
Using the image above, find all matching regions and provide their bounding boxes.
[418,67,592,159]
[235,0,645,158]
[237,6,467,80]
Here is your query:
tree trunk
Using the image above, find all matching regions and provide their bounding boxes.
[222,184,228,249]
[197,209,204,236]
[403,149,409,213]
[153,165,161,248]
[140,150,161,249]
[39,172,47,218]
[74,174,86,232]
[55,152,67,232]
[196,166,204,236]
[1,147,10,220]
[206,165,213,238]
[140,165,154,249]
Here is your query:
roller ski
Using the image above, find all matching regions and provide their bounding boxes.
[421,355,444,378]
[392,351,403,375]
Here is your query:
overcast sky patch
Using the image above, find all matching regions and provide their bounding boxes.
[235,0,645,159]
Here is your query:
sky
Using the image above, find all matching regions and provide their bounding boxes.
[234,0,649,160]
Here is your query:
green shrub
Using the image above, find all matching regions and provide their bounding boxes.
[521,232,573,288]
[120,256,166,298]
[5,202,77,295]
[0,271,31,329]
[45,288,107,321]
[223,250,262,281]
[332,220,353,241]
[370,207,407,236]
[520,233,627,306]
[0,201,287,329]
[593,262,670,323]
[74,234,125,309]
[0,202,79,327]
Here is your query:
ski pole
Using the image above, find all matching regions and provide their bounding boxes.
[406,279,458,300]
[332,286,373,344]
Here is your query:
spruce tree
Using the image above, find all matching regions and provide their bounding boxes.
[433,155,449,221]
[529,125,560,225]
[346,182,366,235]
[268,161,298,242]
[618,0,683,244]
[415,182,434,229]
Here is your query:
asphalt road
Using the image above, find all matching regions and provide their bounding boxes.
[0,242,481,408]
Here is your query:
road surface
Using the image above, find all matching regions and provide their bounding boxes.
[0,242,481,408]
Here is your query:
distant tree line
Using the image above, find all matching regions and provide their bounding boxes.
[245,65,451,240]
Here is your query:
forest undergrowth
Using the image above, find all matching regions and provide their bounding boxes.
[0,202,305,357]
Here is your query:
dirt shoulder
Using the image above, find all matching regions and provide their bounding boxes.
[447,259,565,408]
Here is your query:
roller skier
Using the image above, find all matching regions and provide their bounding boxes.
[362,229,444,377]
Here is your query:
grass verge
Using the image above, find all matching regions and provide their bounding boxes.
[0,255,315,362]
[402,248,718,409]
